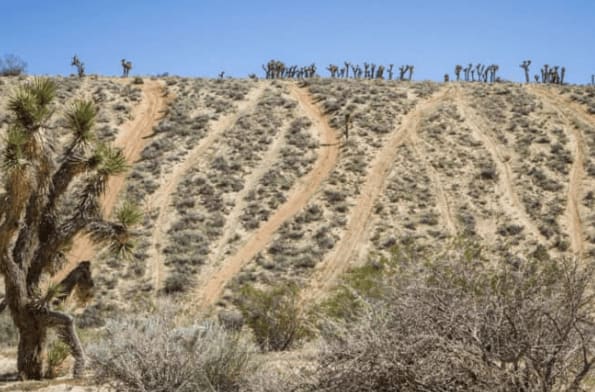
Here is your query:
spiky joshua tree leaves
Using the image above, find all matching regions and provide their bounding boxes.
[0,78,138,380]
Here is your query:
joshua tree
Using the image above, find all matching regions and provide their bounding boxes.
[399,65,407,81]
[0,78,139,379]
[520,60,531,83]
[463,65,470,81]
[327,64,339,78]
[121,58,132,77]
[370,64,376,79]
[364,63,370,79]
[444,73,450,82]
[218,71,225,79]
[407,65,414,81]
[560,67,566,84]
[535,74,540,83]
[376,65,385,80]
[387,64,394,80]
[542,64,549,83]
[454,65,462,81]
[592,74,594,86]
[344,61,351,78]
[0,260,94,313]
[70,55,85,78]
[476,64,486,82]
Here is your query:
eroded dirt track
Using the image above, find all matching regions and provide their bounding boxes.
[63,80,167,279]
[301,86,452,302]
[147,84,267,294]
[528,86,588,257]
[192,84,340,310]
[452,86,545,243]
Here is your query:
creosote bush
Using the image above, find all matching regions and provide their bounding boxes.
[236,283,311,352]
[312,241,595,392]
[88,310,257,392]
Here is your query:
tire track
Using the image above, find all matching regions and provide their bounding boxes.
[302,86,451,302]
[407,127,458,236]
[452,86,545,243]
[62,80,167,280]
[147,84,267,295]
[192,83,340,310]
[528,86,587,257]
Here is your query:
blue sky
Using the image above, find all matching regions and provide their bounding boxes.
[1,0,594,83]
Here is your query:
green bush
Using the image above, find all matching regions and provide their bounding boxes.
[236,283,311,352]
[46,339,70,379]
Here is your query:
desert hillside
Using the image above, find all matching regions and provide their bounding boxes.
[0,76,594,390]
[1,76,594,313]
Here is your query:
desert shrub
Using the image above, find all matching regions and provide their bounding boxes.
[236,283,311,352]
[88,311,257,392]
[0,53,27,76]
[163,271,194,294]
[312,241,595,392]
[46,339,70,379]
[132,76,144,85]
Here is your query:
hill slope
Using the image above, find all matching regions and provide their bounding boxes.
[1,76,594,321]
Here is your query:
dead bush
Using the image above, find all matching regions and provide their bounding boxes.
[312,242,595,392]
[88,310,257,392]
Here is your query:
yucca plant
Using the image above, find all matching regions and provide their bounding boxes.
[0,78,137,380]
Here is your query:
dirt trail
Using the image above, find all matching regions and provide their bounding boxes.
[207,117,291,270]
[301,87,451,303]
[191,83,339,310]
[147,84,267,294]
[528,86,587,257]
[452,86,545,243]
[407,132,458,236]
[62,80,167,279]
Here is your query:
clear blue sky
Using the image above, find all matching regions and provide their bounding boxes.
[1,0,594,83]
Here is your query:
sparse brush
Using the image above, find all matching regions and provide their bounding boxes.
[88,309,258,392]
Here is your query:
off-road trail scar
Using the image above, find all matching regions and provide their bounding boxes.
[147,84,267,294]
[408,126,458,236]
[302,86,451,302]
[61,80,167,279]
[192,83,339,309]
[452,86,545,243]
[529,86,590,257]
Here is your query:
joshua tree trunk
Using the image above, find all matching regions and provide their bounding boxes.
[16,317,47,379]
